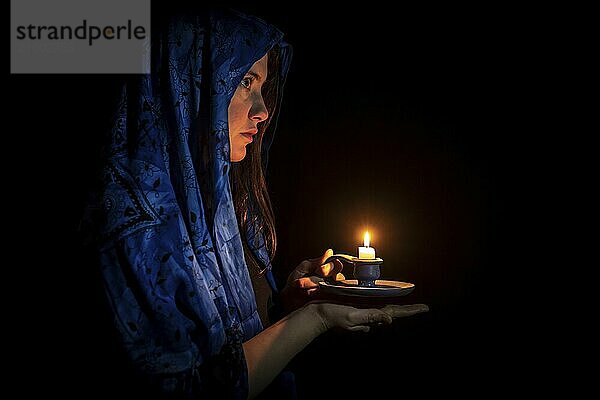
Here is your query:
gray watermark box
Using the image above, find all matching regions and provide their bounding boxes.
[11,0,151,74]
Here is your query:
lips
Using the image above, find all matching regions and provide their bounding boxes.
[241,129,258,143]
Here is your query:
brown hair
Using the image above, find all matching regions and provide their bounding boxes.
[230,47,281,275]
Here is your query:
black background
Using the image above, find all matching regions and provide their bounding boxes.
[9,2,556,397]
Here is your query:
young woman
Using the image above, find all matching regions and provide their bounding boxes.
[89,8,427,399]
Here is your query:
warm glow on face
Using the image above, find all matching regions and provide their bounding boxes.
[364,231,371,247]
[227,53,269,162]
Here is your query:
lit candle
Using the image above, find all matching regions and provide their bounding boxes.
[358,231,376,259]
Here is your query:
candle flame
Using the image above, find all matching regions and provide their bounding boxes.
[364,231,370,247]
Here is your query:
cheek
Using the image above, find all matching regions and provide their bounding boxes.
[228,109,242,135]
[228,93,249,127]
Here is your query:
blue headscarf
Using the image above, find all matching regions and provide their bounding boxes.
[93,8,291,398]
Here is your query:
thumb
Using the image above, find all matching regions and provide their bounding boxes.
[309,248,333,264]
[318,248,334,265]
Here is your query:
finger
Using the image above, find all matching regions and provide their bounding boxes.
[332,259,344,276]
[296,249,334,280]
[348,325,371,332]
[286,260,318,286]
[318,262,335,277]
[309,248,333,264]
[319,259,343,278]
[381,304,429,318]
[293,260,314,276]
[295,276,324,289]
[321,248,334,264]
[352,309,393,326]
[335,272,345,281]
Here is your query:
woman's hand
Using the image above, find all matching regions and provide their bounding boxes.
[281,249,345,313]
[312,302,430,333]
[286,248,345,290]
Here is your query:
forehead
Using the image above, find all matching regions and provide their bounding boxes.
[249,53,268,76]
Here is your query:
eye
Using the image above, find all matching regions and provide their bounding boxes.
[240,76,253,89]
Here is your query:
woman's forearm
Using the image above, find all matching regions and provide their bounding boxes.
[243,303,325,399]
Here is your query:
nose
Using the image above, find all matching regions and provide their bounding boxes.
[249,92,269,122]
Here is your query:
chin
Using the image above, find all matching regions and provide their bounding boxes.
[230,149,246,162]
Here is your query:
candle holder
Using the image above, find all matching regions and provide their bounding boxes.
[352,258,384,287]
[319,253,414,298]
[324,254,384,287]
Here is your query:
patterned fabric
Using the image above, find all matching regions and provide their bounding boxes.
[93,9,291,399]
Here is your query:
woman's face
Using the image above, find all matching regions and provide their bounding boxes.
[228,54,269,162]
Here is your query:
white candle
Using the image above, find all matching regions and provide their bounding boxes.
[358,246,375,259]
[358,231,376,259]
